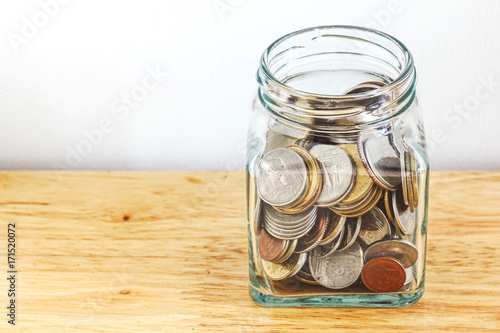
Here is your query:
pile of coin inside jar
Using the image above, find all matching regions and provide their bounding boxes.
[253,83,421,293]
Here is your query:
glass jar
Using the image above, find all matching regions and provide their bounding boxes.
[246,26,429,307]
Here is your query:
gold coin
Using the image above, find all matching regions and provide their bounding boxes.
[384,191,395,223]
[333,182,375,210]
[410,150,419,208]
[262,253,307,281]
[335,144,373,206]
[274,239,297,264]
[405,151,415,213]
[295,270,320,285]
[319,212,346,245]
[401,151,410,206]
[274,145,322,214]
[331,186,383,217]
[263,124,302,155]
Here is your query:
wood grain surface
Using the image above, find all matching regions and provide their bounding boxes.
[0,171,498,332]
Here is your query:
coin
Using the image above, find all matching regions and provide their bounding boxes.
[258,229,287,262]
[392,187,415,235]
[330,185,383,217]
[361,256,406,292]
[364,239,418,268]
[311,227,344,258]
[262,253,307,281]
[384,191,395,223]
[248,172,263,236]
[274,145,323,214]
[299,208,329,246]
[344,81,386,95]
[358,207,391,247]
[295,209,330,253]
[309,144,355,206]
[263,124,301,155]
[335,144,374,206]
[401,150,410,206]
[337,216,361,252]
[358,132,402,191]
[405,150,415,212]
[263,205,318,240]
[410,149,419,208]
[264,204,316,228]
[257,148,308,207]
[295,256,321,285]
[319,212,346,245]
[309,242,363,289]
[264,216,316,240]
[274,239,298,264]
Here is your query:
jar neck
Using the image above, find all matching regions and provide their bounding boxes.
[257,26,417,132]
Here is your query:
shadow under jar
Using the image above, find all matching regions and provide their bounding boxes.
[247,26,429,307]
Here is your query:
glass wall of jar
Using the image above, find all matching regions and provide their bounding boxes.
[247,26,429,307]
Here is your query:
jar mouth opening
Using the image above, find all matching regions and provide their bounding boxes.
[259,25,414,100]
[257,25,417,129]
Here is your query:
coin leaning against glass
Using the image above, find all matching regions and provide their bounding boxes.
[358,132,402,191]
[364,239,418,268]
[256,148,308,207]
[258,228,288,262]
[309,144,355,207]
[334,144,374,206]
[319,212,346,246]
[337,216,362,252]
[391,188,416,235]
[311,226,344,258]
[361,256,406,292]
[357,206,392,247]
[262,252,307,281]
[309,241,364,289]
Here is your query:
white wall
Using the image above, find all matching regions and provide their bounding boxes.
[0,0,499,171]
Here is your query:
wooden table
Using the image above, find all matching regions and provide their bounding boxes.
[0,171,499,332]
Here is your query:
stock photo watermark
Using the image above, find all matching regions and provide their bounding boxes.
[212,0,245,21]
[51,64,168,180]
[427,74,499,154]
[6,221,17,326]
[7,0,71,52]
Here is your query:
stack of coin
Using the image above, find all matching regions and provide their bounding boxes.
[252,81,422,294]
[401,147,419,212]
[329,144,382,217]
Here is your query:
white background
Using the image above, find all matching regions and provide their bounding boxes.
[0,0,499,171]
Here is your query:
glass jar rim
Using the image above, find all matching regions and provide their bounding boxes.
[259,25,414,100]
[256,25,417,130]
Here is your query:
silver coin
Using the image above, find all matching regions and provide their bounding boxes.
[343,81,386,95]
[256,148,308,207]
[337,216,361,252]
[263,206,317,232]
[264,218,316,240]
[358,207,391,247]
[359,132,402,191]
[311,226,345,258]
[364,239,418,268]
[264,220,315,240]
[309,241,363,289]
[263,209,317,240]
[392,188,415,235]
[401,150,410,206]
[264,205,316,227]
[309,144,355,206]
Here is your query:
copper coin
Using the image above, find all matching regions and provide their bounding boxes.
[258,229,287,262]
[299,208,329,246]
[361,256,406,292]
